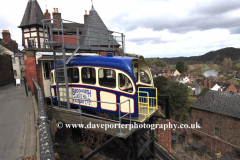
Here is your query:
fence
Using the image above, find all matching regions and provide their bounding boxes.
[33,78,55,160]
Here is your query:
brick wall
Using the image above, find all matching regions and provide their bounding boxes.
[24,51,38,94]
[158,118,172,153]
[170,118,240,159]
[53,35,78,45]
[0,54,14,86]
[36,61,45,97]
[191,108,240,147]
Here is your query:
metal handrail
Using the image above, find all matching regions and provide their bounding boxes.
[32,78,55,160]
[50,95,131,134]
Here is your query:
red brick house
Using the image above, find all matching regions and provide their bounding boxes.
[191,91,240,147]
[188,64,203,70]
[158,69,171,77]
[220,82,239,93]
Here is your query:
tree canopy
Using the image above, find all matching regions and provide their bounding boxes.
[176,60,185,73]
[139,55,145,62]
[154,76,190,122]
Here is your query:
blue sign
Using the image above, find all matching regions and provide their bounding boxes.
[14,52,24,57]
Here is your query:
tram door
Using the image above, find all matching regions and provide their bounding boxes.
[67,67,80,104]
[56,67,80,104]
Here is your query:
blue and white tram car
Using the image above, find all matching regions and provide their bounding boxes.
[50,55,157,118]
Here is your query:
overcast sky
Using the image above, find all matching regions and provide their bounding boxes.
[0,0,240,58]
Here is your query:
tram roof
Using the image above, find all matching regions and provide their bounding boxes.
[51,56,139,75]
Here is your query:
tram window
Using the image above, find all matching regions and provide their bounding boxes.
[140,70,151,84]
[99,69,116,88]
[82,67,96,85]
[57,69,64,82]
[133,63,138,82]
[51,72,54,84]
[67,68,79,83]
[118,73,133,93]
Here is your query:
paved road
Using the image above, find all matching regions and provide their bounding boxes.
[0,83,33,160]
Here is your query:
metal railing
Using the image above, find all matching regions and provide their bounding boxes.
[50,95,131,134]
[138,87,158,118]
[33,78,55,160]
[41,18,124,53]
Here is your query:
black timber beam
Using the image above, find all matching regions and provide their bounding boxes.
[149,117,155,158]
[138,138,154,158]
[158,94,171,119]
[137,128,149,139]
[132,131,138,160]
[83,136,116,160]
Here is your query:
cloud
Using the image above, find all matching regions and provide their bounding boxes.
[229,27,240,34]
[0,17,15,31]
[108,0,240,34]
[127,37,170,45]
[192,0,240,15]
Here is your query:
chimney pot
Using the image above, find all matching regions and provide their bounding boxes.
[85,10,87,15]
[53,8,55,13]
[56,8,58,13]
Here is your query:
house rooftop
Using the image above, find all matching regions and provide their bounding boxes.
[19,0,45,28]
[80,6,119,46]
[221,83,231,91]
[191,90,240,119]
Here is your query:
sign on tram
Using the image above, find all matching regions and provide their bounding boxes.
[14,52,24,57]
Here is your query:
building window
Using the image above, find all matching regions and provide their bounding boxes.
[99,68,116,88]
[12,57,15,63]
[19,57,25,65]
[214,128,220,137]
[13,70,17,76]
[43,61,53,79]
[197,118,202,127]
[82,67,96,85]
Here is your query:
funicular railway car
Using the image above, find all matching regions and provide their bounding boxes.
[50,54,157,118]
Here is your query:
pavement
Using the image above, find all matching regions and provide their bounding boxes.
[0,83,35,160]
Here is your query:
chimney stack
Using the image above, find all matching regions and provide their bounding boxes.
[84,10,89,24]
[204,80,207,87]
[45,9,51,22]
[208,81,211,88]
[52,8,61,29]
[2,30,11,43]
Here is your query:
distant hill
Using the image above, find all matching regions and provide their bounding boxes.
[149,47,240,64]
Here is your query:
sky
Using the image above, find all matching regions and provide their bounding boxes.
[0,0,240,58]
